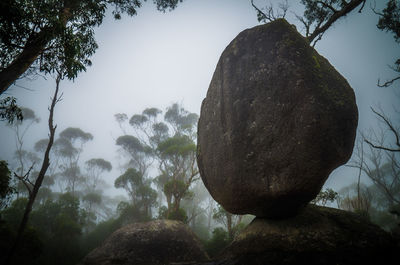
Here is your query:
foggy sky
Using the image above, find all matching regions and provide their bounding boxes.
[0,0,399,195]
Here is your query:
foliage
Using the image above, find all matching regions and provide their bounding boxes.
[0,222,43,265]
[203,227,230,258]
[23,193,86,265]
[311,188,338,206]
[115,168,157,219]
[0,0,185,94]
[377,0,400,42]
[212,205,245,241]
[167,207,188,222]
[84,158,112,192]
[115,103,199,221]
[59,127,93,144]
[80,218,120,255]
[0,161,15,209]
[0,97,23,124]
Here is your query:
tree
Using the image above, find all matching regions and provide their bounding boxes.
[204,227,230,258]
[364,107,400,153]
[115,103,199,220]
[252,0,399,82]
[311,188,339,206]
[29,193,86,265]
[84,158,112,192]
[116,135,152,175]
[0,161,15,209]
[347,128,400,230]
[53,127,93,194]
[0,97,22,124]
[375,0,400,87]
[0,0,185,95]
[350,134,400,208]
[5,73,61,265]
[157,133,198,217]
[252,0,367,46]
[337,183,374,218]
[114,168,157,219]
[7,107,40,182]
[213,205,243,241]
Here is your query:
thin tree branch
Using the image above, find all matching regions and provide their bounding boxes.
[377,76,400,87]
[364,107,400,152]
[308,0,366,43]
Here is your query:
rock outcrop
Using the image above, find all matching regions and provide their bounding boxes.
[78,220,209,265]
[219,205,397,265]
[197,19,358,218]
[182,206,398,265]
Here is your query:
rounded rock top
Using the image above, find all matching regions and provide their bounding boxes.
[78,219,209,265]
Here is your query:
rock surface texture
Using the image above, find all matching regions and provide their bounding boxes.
[180,206,398,265]
[78,220,209,265]
[197,19,358,218]
[220,205,398,265]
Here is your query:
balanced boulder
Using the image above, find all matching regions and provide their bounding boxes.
[197,19,358,218]
[78,220,209,265]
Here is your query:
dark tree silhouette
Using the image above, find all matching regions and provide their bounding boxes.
[6,73,62,265]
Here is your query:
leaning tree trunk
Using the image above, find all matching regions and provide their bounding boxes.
[0,3,72,95]
[5,75,61,265]
[0,29,53,95]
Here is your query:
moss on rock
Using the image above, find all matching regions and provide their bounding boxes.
[78,220,209,265]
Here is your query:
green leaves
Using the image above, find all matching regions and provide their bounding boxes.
[114,168,142,189]
[377,0,400,43]
[157,134,195,157]
[0,97,23,124]
[59,127,93,143]
[85,158,112,172]
[116,135,146,153]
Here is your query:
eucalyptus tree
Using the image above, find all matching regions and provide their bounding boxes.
[5,73,63,265]
[84,158,112,192]
[0,97,22,124]
[114,168,157,219]
[54,127,93,194]
[0,160,14,209]
[82,158,112,226]
[115,103,199,221]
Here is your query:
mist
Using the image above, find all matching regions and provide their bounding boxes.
[0,0,399,264]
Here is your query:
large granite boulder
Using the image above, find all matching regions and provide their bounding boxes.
[216,205,398,265]
[78,220,209,265]
[197,19,358,218]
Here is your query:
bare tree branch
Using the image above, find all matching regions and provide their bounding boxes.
[364,107,400,152]
[377,76,400,87]
[6,74,61,264]
[251,0,288,23]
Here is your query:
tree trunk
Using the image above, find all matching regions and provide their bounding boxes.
[227,213,233,241]
[0,29,53,95]
[5,75,60,265]
[0,3,72,95]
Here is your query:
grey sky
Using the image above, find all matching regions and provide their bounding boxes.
[0,0,399,194]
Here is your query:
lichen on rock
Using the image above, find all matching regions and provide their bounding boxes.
[78,220,209,265]
[197,18,358,218]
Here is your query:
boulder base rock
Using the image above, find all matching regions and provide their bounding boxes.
[197,19,358,218]
[78,220,209,265]
[212,205,397,265]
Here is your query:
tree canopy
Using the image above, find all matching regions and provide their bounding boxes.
[0,0,184,95]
